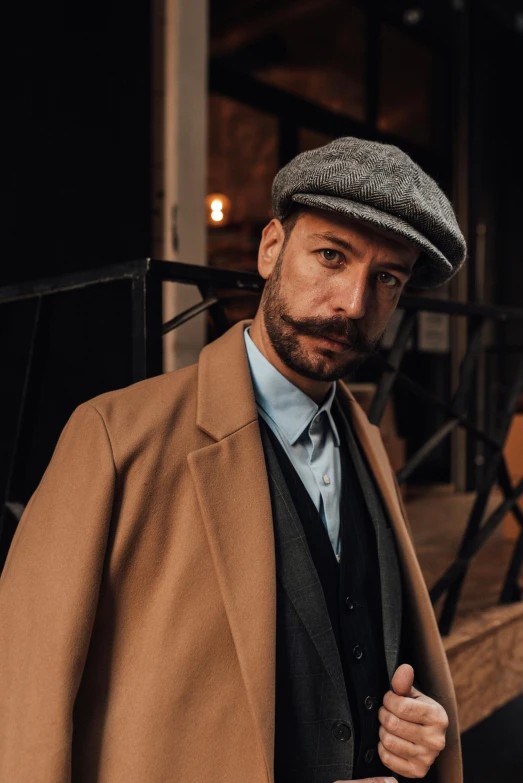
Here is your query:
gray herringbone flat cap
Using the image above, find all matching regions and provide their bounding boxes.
[272,136,466,288]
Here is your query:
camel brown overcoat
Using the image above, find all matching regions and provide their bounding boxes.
[0,319,462,783]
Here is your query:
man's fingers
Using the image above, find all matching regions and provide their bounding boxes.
[382,689,440,725]
[334,778,398,783]
[378,742,432,779]
[379,705,447,752]
[378,705,427,744]
[379,725,431,760]
[391,663,415,697]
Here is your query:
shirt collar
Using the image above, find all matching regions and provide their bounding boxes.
[243,325,340,447]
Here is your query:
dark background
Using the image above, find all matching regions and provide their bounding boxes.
[3,0,523,496]
[2,2,523,778]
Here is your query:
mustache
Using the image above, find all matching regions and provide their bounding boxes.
[280,312,378,354]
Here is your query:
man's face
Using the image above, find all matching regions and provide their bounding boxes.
[257,208,419,382]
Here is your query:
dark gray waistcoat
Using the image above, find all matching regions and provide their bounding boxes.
[258,397,403,783]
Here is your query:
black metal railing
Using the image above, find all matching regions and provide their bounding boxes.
[368,298,523,634]
[1,259,523,636]
[0,260,261,568]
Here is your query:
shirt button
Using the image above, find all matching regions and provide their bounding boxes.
[345,596,355,611]
[364,696,375,710]
[314,414,321,423]
[331,721,352,742]
[364,748,375,764]
[323,474,331,485]
[352,645,363,660]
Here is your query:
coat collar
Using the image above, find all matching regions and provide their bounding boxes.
[335,380,406,534]
[191,320,277,779]
[196,319,259,441]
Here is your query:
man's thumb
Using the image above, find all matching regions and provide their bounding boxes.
[391,663,415,696]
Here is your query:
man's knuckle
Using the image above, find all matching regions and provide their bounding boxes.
[440,711,449,730]
[397,701,410,720]
[400,762,417,780]
[387,712,401,732]
[409,755,429,774]
[380,745,392,765]
[421,749,437,765]
[431,733,446,752]
[379,708,390,727]
[382,731,396,751]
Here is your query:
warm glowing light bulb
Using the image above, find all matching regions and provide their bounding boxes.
[206,193,230,226]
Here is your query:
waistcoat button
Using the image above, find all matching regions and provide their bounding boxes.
[345,596,355,611]
[364,695,375,710]
[331,721,352,742]
[364,748,375,763]
[352,644,363,660]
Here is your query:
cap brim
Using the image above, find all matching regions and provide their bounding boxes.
[290,193,457,289]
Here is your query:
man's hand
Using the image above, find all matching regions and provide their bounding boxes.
[334,777,397,782]
[377,663,448,778]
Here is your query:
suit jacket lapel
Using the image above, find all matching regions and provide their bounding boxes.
[258,422,348,695]
[334,388,403,682]
[188,320,276,780]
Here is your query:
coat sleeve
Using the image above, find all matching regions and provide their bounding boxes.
[0,402,115,783]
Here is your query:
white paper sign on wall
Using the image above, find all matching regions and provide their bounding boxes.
[418,311,450,353]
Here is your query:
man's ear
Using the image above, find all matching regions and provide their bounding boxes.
[258,219,285,280]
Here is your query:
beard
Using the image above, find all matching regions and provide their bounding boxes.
[261,252,382,382]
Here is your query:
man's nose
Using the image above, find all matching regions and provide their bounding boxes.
[332,269,369,320]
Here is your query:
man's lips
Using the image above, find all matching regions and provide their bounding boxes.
[299,330,349,345]
[324,334,349,345]
[310,334,352,352]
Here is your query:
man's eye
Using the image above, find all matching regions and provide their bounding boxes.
[378,271,399,288]
[319,249,341,263]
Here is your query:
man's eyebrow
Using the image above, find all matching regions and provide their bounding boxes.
[380,261,413,278]
[309,232,363,258]
[309,231,413,277]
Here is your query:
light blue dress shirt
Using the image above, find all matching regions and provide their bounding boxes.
[243,326,342,557]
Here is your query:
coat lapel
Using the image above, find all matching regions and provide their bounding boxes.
[187,320,276,780]
[336,383,406,532]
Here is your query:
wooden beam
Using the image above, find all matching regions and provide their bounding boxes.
[444,603,523,732]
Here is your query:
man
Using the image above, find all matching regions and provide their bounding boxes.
[0,137,466,783]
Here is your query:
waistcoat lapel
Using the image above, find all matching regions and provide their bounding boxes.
[333,392,403,683]
[258,422,348,696]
